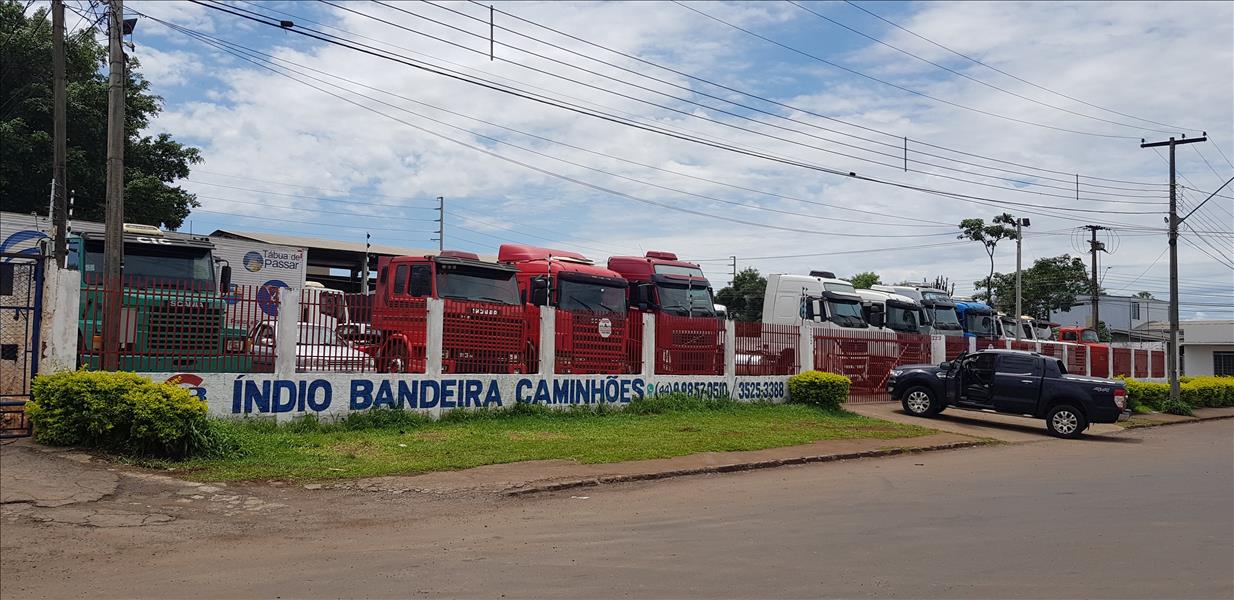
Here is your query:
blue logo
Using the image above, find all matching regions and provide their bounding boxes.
[243,251,264,273]
[257,279,289,317]
[0,230,49,261]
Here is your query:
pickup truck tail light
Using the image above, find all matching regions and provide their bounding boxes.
[1113,388,1127,410]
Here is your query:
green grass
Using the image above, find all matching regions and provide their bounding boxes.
[147,398,934,481]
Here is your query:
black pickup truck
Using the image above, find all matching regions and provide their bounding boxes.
[887,349,1129,438]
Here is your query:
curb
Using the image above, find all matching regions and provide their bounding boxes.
[503,439,992,497]
[1120,412,1234,430]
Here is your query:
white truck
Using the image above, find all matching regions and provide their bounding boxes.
[855,289,928,335]
[871,284,964,337]
[762,271,879,330]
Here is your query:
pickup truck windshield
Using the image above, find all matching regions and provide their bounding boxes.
[558,279,627,313]
[930,307,962,327]
[828,300,867,327]
[436,265,521,305]
[657,284,716,317]
[886,305,920,331]
[83,241,215,289]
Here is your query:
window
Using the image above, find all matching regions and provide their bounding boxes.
[1132,302,1141,320]
[1062,331,1078,341]
[1215,352,1234,377]
[393,265,409,295]
[998,354,1039,376]
[409,265,431,297]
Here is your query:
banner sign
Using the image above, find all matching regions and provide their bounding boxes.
[154,372,791,418]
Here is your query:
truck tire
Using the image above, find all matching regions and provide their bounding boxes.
[901,386,943,417]
[1045,404,1088,439]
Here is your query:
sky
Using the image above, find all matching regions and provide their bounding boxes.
[60,0,1234,318]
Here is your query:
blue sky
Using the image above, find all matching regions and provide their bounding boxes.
[62,1,1234,317]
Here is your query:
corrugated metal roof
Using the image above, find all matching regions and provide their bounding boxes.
[211,229,437,257]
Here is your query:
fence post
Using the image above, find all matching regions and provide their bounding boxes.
[641,312,656,379]
[274,286,300,377]
[1109,346,1115,377]
[1129,345,1136,378]
[797,323,814,374]
[723,319,736,391]
[930,334,945,365]
[967,336,977,354]
[1084,345,1092,377]
[40,260,80,372]
[426,297,444,377]
[1062,343,1070,370]
[539,305,555,376]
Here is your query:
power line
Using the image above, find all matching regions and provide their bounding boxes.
[691,240,963,262]
[190,207,436,233]
[787,0,1184,136]
[180,2,1169,227]
[672,0,1145,140]
[187,181,439,213]
[471,0,1172,189]
[840,0,1199,133]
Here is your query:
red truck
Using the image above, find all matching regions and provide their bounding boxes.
[497,244,634,374]
[607,251,723,374]
[371,251,534,374]
[1056,325,1110,377]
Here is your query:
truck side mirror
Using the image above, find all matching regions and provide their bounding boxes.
[804,298,823,321]
[636,283,654,310]
[868,307,885,329]
[219,265,232,294]
[529,276,551,306]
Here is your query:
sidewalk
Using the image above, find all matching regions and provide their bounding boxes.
[1121,406,1234,428]
[337,432,986,497]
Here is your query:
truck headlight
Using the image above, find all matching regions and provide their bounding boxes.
[889,370,903,378]
[224,339,245,353]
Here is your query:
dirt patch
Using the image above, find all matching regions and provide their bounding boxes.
[506,431,569,441]
[329,440,385,459]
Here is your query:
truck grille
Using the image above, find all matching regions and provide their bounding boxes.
[147,303,222,354]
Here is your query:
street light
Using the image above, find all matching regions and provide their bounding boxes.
[1014,217,1031,341]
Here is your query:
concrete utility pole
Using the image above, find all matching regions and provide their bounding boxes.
[52,0,68,267]
[730,256,737,286]
[101,0,126,371]
[361,232,371,294]
[1082,225,1109,336]
[1140,134,1207,403]
[434,196,444,253]
[1013,217,1030,341]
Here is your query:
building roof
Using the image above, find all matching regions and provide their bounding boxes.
[211,229,459,258]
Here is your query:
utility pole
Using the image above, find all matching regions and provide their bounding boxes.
[1082,225,1109,336]
[361,232,371,294]
[1141,134,1206,404]
[729,256,737,286]
[433,196,444,252]
[1013,217,1030,341]
[52,0,68,267]
[101,0,126,371]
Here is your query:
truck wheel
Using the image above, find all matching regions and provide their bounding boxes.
[378,342,409,373]
[901,386,942,417]
[1045,405,1088,438]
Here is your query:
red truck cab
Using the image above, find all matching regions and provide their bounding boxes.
[371,251,532,374]
[1055,326,1110,377]
[498,244,632,374]
[606,251,718,317]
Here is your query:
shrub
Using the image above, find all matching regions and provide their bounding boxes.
[1181,376,1234,408]
[787,371,850,410]
[1122,378,1169,412]
[1121,375,1234,414]
[26,370,226,459]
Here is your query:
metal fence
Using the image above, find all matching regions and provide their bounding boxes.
[944,335,968,360]
[441,300,538,374]
[554,309,640,374]
[369,295,427,373]
[735,321,799,375]
[813,328,901,403]
[78,278,271,373]
[294,288,377,373]
[655,314,725,375]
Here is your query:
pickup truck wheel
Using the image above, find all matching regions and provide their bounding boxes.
[1046,405,1088,439]
[902,386,942,417]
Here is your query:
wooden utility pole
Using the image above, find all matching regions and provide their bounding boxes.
[1140,134,1207,403]
[101,0,126,371]
[52,0,67,267]
[1082,225,1108,334]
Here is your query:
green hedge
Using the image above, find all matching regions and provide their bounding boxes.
[1122,375,1234,415]
[787,371,850,410]
[26,371,228,458]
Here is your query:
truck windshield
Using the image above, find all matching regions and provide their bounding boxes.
[83,241,215,289]
[1021,323,1036,339]
[824,282,856,294]
[930,307,962,328]
[921,290,950,302]
[436,264,520,304]
[828,300,867,327]
[558,279,627,313]
[657,284,716,317]
[1081,330,1100,343]
[967,313,997,336]
[885,305,920,331]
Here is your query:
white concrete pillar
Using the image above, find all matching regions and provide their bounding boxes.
[1108,346,1115,377]
[797,323,814,374]
[1084,345,1092,377]
[538,305,555,376]
[1129,345,1136,378]
[274,286,300,376]
[641,312,656,378]
[930,334,946,365]
[967,336,977,354]
[39,260,81,373]
[1004,338,1012,350]
[1062,344,1070,369]
[426,297,443,376]
[723,319,736,384]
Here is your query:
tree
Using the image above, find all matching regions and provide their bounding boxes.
[1095,321,1112,342]
[0,4,201,229]
[848,271,880,289]
[1134,291,1155,299]
[714,267,766,321]
[957,213,1019,303]
[972,254,1090,318]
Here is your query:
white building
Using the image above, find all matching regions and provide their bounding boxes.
[1051,294,1170,344]
[1181,320,1234,377]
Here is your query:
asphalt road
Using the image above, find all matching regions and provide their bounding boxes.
[4,420,1232,599]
